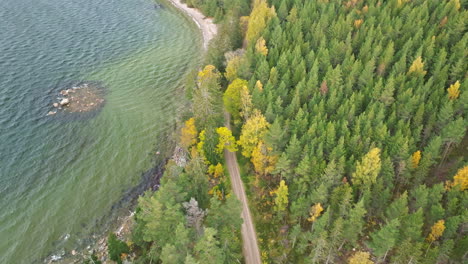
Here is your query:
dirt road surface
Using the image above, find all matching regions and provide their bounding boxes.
[224,113,262,264]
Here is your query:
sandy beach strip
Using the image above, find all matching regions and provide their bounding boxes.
[166,0,218,49]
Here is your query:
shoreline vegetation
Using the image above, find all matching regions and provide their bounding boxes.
[46,1,219,263]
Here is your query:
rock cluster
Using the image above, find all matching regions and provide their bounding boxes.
[48,83,105,115]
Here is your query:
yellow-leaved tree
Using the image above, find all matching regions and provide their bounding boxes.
[271,180,289,214]
[352,148,382,188]
[180,117,197,149]
[238,110,269,157]
[208,163,224,179]
[246,0,276,43]
[446,166,468,191]
[354,19,363,29]
[255,37,268,56]
[215,127,237,154]
[397,0,410,8]
[197,65,219,85]
[411,150,421,168]
[447,81,460,100]
[427,220,445,243]
[307,203,324,222]
[196,130,208,164]
[348,251,374,264]
[240,86,254,120]
[223,79,248,121]
[251,140,277,177]
[255,80,263,91]
[225,56,242,82]
[408,56,427,76]
[450,0,461,10]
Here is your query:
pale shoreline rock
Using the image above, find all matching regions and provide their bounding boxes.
[166,0,217,50]
[59,98,70,106]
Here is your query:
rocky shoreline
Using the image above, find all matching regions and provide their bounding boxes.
[45,144,187,264]
[45,211,135,264]
[44,1,216,262]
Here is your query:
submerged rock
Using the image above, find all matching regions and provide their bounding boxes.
[49,82,106,116]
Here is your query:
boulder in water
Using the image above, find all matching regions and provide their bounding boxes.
[60,98,70,106]
[53,103,59,108]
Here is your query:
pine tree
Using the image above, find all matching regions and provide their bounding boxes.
[392,238,423,264]
[367,219,400,260]
[193,65,222,129]
[160,244,180,264]
[400,208,424,242]
[343,199,367,245]
[385,191,408,221]
[194,228,224,264]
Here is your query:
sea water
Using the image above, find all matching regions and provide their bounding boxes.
[0,0,201,262]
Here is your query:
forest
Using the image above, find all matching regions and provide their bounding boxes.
[108,0,467,263]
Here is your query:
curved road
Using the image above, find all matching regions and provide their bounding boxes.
[224,113,262,264]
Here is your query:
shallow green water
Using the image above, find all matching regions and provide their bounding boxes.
[0,0,201,262]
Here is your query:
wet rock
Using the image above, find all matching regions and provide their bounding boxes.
[53,103,59,108]
[47,111,56,116]
[60,98,70,106]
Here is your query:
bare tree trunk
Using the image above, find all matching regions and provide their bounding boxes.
[383,249,389,262]
[425,241,434,257]
[338,241,345,251]
[439,142,452,168]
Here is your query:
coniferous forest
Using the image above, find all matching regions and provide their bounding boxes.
[110,0,467,263]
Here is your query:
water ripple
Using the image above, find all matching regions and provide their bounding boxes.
[0,0,201,262]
